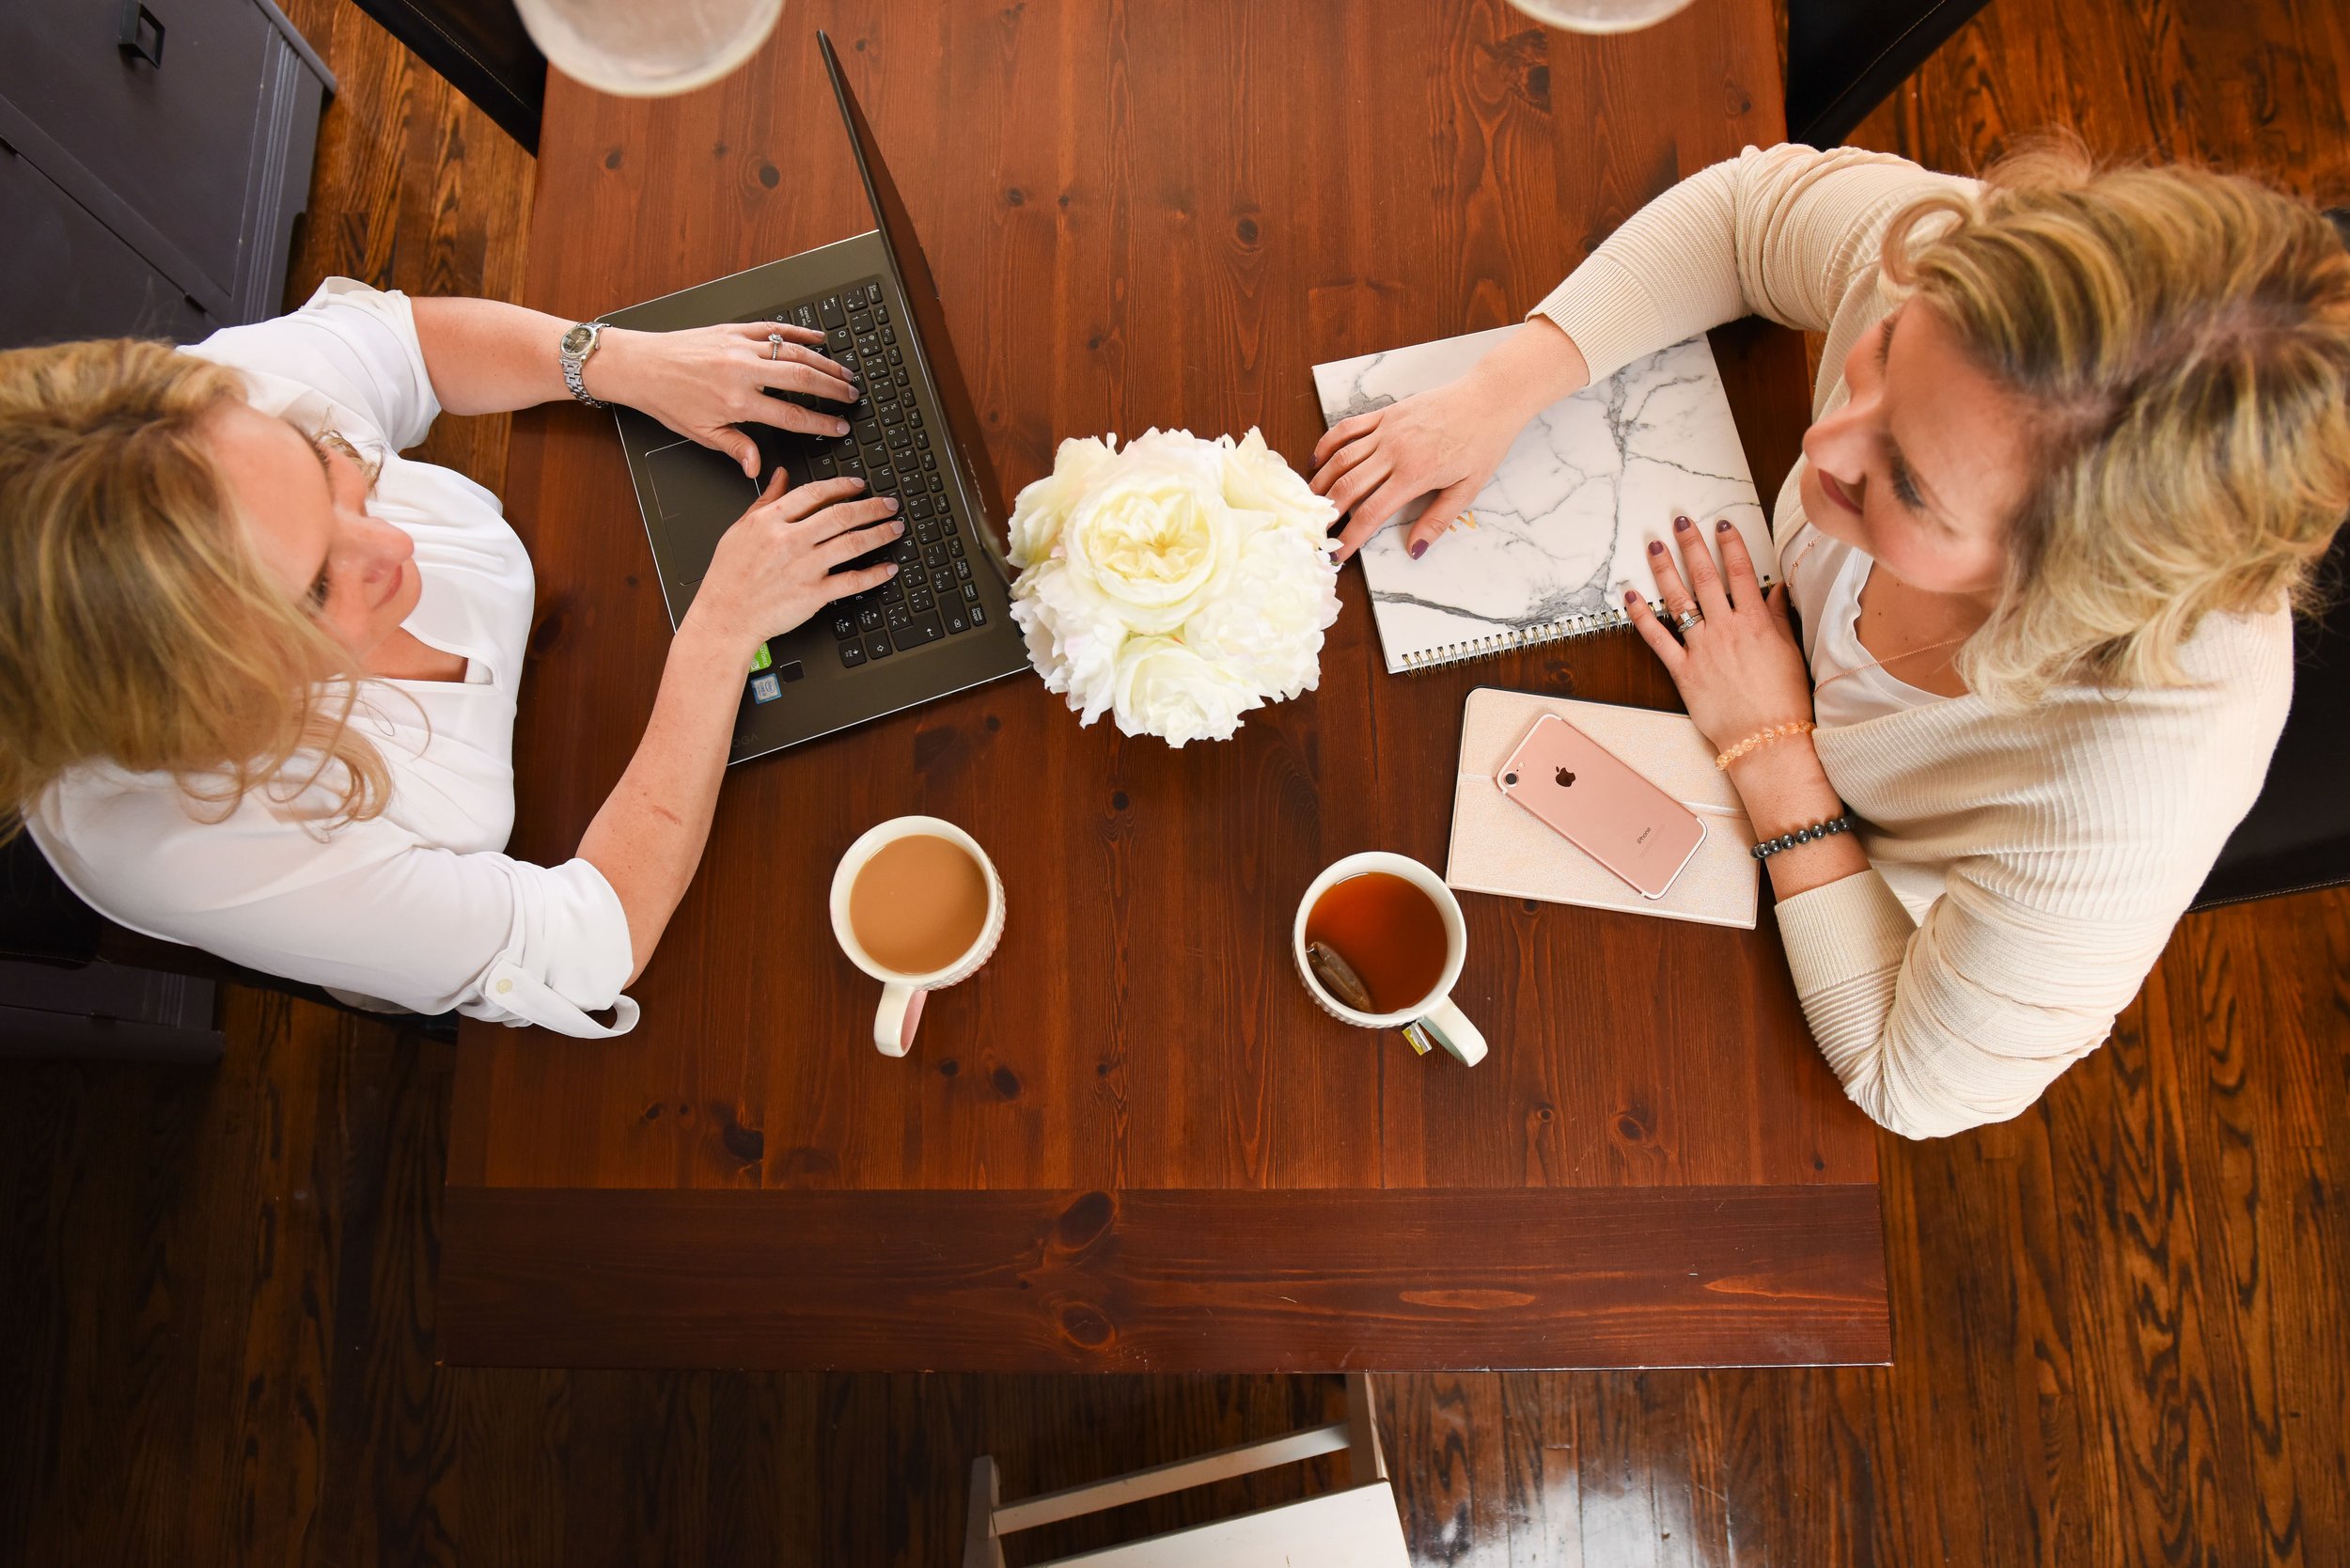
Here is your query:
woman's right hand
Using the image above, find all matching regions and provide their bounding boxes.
[1309,315,1592,563]
[681,474,903,655]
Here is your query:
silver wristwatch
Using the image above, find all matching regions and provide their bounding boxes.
[559,321,606,408]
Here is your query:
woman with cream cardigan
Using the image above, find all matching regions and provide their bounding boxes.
[1311,141,2350,1138]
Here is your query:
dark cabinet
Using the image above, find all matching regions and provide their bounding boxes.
[0,0,334,348]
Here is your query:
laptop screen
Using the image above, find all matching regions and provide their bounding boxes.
[818,33,1007,538]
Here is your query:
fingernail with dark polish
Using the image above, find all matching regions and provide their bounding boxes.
[1716,518,1732,532]
[1624,588,1640,606]
[1409,540,1428,560]
[1648,540,1664,555]
[1674,515,1692,531]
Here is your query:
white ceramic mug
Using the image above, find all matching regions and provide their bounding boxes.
[1292,852,1488,1066]
[828,815,1006,1057]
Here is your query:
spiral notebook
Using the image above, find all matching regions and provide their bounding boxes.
[1311,326,1775,674]
[1449,687,1760,929]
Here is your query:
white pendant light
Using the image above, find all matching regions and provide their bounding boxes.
[1506,0,1697,34]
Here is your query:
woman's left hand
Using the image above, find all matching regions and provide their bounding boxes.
[1624,515,1815,752]
[593,323,861,478]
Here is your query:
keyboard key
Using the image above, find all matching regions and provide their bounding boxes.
[915,520,940,543]
[885,602,913,629]
[794,303,819,330]
[814,456,837,478]
[870,467,897,492]
[856,606,883,632]
[919,447,935,463]
[828,326,853,352]
[930,474,945,492]
[855,331,880,355]
[946,608,970,635]
[881,325,898,345]
[948,535,965,557]
[891,614,945,651]
[887,347,903,365]
[850,311,871,334]
[855,419,881,444]
[908,408,924,427]
[954,557,973,581]
[894,368,910,386]
[969,603,988,627]
[923,541,949,568]
[890,539,920,565]
[908,589,933,612]
[831,613,856,640]
[881,404,903,426]
[820,293,846,326]
[865,633,893,660]
[879,579,903,604]
[906,494,932,519]
[961,581,979,603]
[839,639,866,667]
[872,305,888,324]
[875,379,899,403]
[888,430,912,450]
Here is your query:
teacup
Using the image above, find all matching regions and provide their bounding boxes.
[1292,852,1487,1065]
[828,815,1005,1057]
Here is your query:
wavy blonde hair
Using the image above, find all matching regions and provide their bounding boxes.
[1878,139,2350,703]
[0,337,387,836]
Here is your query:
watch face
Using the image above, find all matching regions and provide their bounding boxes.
[561,324,594,356]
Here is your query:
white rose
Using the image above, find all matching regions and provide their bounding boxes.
[1056,429,1239,635]
[1010,560,1126,724]
[1006,434,1120,569]
[1183,525,1340,699]
[1218,427,1341,544]
[1110,635,1262,746]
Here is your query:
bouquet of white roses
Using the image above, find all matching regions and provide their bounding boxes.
[1006,428,1342,746]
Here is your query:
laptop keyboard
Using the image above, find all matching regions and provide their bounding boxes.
[751,278,991,670]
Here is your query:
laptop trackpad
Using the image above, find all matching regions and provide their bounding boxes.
[647,438,758,522]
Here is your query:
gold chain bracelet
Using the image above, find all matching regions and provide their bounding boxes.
[1716,719,1815,771]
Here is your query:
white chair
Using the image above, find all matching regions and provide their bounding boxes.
[962,1372,1410,1568]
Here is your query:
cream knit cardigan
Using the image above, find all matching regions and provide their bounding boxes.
[1531,144,2294,1139]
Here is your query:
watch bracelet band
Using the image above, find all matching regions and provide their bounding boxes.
[561,322,604,408]
[1750,813,1853,861]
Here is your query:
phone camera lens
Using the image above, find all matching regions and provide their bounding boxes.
[1503,771,1518,787]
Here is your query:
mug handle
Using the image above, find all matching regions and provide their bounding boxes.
[875,983,926,1057]
[1415,996,1487,1066]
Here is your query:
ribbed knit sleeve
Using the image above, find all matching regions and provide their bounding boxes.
[1529,144,1974,384]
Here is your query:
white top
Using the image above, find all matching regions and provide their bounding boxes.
[1533,145,2294,1138]
[29,279,638,1038]
[1779,518,1948,920]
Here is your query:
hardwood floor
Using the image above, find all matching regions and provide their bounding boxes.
[3,1,2345,1564]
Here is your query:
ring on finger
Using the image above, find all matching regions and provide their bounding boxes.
[1675,607,1704,635]
[766,333,785,360]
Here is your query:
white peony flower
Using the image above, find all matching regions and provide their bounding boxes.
[1110,635,1262,746]
[1007,434,1119,569]
[1008,426,1340,746]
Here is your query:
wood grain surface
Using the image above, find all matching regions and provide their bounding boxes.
[6,0,2347,1560]
[437,1184,1889,1370]
[444,0,1864,1372]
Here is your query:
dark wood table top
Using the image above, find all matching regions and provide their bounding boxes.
[443,0,1887,1373]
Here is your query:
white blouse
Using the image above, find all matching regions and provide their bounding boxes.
[1780,516,1950,920]
[28,279,638,1038]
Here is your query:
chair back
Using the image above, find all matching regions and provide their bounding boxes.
[1786,0,1993,147]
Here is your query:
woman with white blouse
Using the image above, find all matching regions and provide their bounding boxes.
[1311,142,2350,1137]
[0,281,904,1036]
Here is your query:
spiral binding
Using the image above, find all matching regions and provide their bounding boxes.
[1397,603,1640,673]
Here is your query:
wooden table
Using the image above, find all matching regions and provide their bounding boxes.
[441,0,1888,1373]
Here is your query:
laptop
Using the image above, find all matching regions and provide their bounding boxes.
[601,31,1029,762]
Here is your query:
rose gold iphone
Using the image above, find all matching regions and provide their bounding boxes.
[1496,713,1707,899]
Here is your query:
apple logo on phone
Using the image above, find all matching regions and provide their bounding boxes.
[1555,766,1576,788]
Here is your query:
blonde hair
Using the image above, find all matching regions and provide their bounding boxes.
[1879,139,2350,703]
[0,337,388,835]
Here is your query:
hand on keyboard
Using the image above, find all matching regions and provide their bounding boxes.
[683,474,903,652]
[592,321,860,478]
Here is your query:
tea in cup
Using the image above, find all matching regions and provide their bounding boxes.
[1292,852,1486,1064]
[829,816,1005,1056]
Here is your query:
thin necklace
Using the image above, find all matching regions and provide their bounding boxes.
[1785,528,1972,694]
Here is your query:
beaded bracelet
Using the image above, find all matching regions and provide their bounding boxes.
[1716,719,1816,771]
[1751,814,1852,861]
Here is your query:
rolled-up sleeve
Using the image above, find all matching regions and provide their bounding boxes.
[185,276,441,450]
[31,791,638,1038]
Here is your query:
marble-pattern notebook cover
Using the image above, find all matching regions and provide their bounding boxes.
[1312,325,1773,673]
